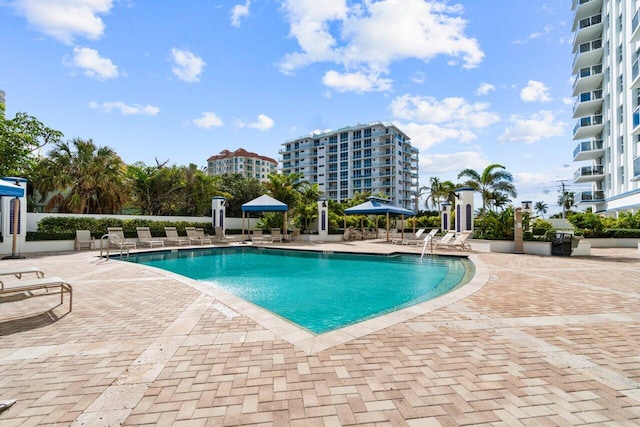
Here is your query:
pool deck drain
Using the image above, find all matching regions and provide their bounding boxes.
[0,241,639,425]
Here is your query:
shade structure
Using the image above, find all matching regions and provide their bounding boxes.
[241,195,289,243]
[241,194,288,212]
[344,198,414,216]
[344,197,414,242]
[0,180,25,198]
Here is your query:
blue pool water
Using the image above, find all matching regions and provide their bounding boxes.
[125,247,473,334]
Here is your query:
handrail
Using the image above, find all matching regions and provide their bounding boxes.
[100,234,129,260]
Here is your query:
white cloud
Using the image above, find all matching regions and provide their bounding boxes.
[89,101,159,116]
[193,112,224,128]
[420,151,489,175]
[11,0,113,44]
[70,47,118,80]
[521,80,552,103]
[231,1,250,27]
[236,114,275,131]
[278,0,483,92]
[401,122,476,151]
[514,24,553,44]
[170,48,205,83]
[410,71,426,84]
[499,110,565,143]
[562,97,573,105]
[476,82,495,96]
[390,95,500,128]
[322,70,392,93]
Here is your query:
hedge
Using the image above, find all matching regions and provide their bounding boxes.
[29,216,216,240]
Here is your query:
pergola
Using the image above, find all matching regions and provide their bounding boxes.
[241,194,288,243]
[344,197,414,242]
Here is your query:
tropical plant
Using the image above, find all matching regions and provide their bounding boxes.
[32,138,130,213]
[0,104,64,177]
[458,163,517,214]
[265,172,305,208]
[212,173,266,217]
[558,191,576,219]
[534,201,548,218]
[473,207,516,240]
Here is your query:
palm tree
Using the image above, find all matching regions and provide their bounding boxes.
[265,172,305,208]
[32,138,130,213]
[423,177,443,210]
[534,201,548,218]
[558,191,576,219]
[458,163,517,214]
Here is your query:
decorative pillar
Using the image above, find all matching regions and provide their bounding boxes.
[514,208,524,254]
[441,201,451,231]
[454,187,475,234]
[211,196,227,232]
[1,177,28,258]
[317,198,328,241]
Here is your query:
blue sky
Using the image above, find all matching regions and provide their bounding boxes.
[1,0,578,215]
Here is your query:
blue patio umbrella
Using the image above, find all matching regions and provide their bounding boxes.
[344,197,415,242]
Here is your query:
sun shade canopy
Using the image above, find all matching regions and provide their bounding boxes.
[241,194,288,212]
[0,180,25,198]
[344,197,414,216]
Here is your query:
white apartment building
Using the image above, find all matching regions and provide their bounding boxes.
[572,0,640,213]
[280,122,419,210]
[206,148,277,182]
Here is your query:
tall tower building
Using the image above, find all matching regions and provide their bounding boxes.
[572,0,640,214]
[280,122,419,210]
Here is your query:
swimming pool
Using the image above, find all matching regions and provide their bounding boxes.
[125,247,473,334]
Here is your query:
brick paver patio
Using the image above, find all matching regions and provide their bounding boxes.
[1,242,639,426]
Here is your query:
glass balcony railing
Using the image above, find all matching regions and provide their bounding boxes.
[634,107,640,129]
[576,190,605,202]
[573,39,602,69]
[573,64,602,90]
[634,156,640,178]
[633,9,640,34]
[578,13,601,30]
[574,165,604,180]
[573,138,603,158]
[573,89,603,114]
[573,114,603,135]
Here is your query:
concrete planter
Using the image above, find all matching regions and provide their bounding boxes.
[297,234,344,242]
[582,238,640,248]
[469,239,551,256]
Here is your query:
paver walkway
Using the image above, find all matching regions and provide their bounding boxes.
[0,242,639,426]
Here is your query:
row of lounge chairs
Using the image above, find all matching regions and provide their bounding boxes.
[0,267,72,311]
[390,229,472,251]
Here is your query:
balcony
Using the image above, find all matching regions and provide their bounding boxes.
[574,165,604,183]
[633,9,640,43]
[576,190,605,203]
[633,107,640,135]
[572,0,603,27]
[573,89,603,118]
[572,39,603,74]
[572,64,602,96]
[633,156,640,181]
[573,14,602,50]
[573,138,604,161]
[573,114,603,140]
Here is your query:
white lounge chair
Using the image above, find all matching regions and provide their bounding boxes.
[0,267,44,279]
[271,228,283,243]
[436,231,472,251]
[186,227,212,245]
[136,227,165,248]
[214,227,239,243]
[0,276,72,311]
[399,229,425,245]
[252,229,264,243]
[75,230,95,251]
[164,227,190,246]
[403,228,438,246]
[107,227,137,250]
[434,231,456,248]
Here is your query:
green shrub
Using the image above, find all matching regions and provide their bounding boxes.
[33,216,214,240]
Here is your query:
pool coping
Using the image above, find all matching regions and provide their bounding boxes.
[123,246,490,354]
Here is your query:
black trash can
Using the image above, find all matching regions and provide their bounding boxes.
[551,232,573,256]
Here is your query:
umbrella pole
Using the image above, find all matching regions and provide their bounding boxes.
[401,215,405,240]
[386,212,390,242]
[241,212,245,243]
[284,211,288,236]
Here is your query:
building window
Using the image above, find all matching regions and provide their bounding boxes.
[364,128,371,138]
[340,132,348,142]
[340,152,348,160]
[353,130,361,140]
[340,161,348,170]
[329,135,337,144]
[340,142,348,152]
[352,141,361,149]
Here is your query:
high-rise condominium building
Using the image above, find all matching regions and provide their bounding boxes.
[572,0,640,213]
[206,148,278,182]
[280,122,419,210]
